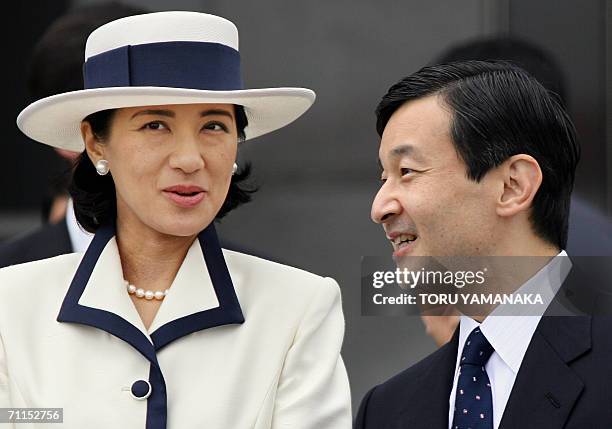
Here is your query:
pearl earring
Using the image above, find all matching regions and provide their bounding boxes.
[232,162,238,175]
[95,159,109,176]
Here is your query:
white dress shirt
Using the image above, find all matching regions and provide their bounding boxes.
[65,198,93,253]
[448,251,571,429]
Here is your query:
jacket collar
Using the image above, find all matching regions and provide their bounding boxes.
[392,317,591,429]
[497,260,592,429]
[395,328,459,428]
[57,222,244,363]
[498,315,590,429]
[392,262,594,429]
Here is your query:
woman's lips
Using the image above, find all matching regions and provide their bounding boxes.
[162,185,206,208]
[163,190,205,207]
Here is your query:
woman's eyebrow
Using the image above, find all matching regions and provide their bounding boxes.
[131,109,174,119]
[129,109,234,120]
[200,109,234,119]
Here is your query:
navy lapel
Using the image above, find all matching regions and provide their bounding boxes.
[395,328,459,429]
[56,222,244,429]
[498,315,590,429]
[150,224,245,350]
[57,224,158,362]
[57,222,245,361]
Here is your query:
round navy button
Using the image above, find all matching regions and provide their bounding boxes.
[130,379,152,400]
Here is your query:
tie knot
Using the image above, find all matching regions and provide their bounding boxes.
[460,327,494,366]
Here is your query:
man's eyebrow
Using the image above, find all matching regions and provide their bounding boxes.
[131,109,175,119]
[378,144,427,172]
[389,144,426,162]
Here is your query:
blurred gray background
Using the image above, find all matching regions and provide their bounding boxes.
[4,0,611,413]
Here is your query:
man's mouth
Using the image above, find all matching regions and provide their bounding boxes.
[387,233,418,256]
[392,233,417,247]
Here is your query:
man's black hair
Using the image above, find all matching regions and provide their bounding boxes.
[376,60,579,249]
[435,36,567,106]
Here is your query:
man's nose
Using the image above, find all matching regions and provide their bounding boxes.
[169,135,205,174]
[371,184,401,224]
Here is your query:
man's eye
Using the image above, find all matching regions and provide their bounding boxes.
[203,122,229,132]
[400,168,414,176]
[142,121,167,131]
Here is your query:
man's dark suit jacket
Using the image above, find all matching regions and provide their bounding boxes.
[0,220,73,268]
[355,264,612,429]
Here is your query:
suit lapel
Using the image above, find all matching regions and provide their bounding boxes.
[395,329,459,429]
[499,315,590,429]
[149,224,245,350]
[146,236,220,334]
[57,222,245,365]
[76,231,150,336]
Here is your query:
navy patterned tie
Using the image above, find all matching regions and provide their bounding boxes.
[451,327,494,429]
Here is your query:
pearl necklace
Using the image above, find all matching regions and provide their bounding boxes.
[125,280,169,301]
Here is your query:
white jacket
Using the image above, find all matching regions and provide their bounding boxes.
[0,224,351,428]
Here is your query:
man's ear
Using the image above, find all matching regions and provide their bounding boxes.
[496,154,542,218]
[81,121,105,164]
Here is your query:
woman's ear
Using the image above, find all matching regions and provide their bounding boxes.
[81,121,105,164]
[496,154,543,218]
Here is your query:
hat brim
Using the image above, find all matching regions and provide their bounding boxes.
[17,86,315,151]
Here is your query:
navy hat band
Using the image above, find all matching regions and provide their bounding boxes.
[83,41,243,91]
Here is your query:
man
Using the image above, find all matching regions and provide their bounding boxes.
[355,61,612,428]
[436,36,612,258]
[420,36,612,347]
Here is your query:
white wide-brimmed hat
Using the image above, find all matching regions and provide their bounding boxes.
[17,11,315,151]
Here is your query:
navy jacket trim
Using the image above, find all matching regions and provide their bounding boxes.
[147,363,167,429]
[151,224,245,350]
[56,222,244,429]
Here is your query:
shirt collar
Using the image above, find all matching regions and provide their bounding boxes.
[65,198,94,253]
[458,250,571,374]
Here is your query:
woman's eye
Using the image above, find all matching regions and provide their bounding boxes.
[142,121,167,131]
[203,122,229,132]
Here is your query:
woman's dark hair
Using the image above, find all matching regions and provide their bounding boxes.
[376,60,580,249]
[70,105,255,232]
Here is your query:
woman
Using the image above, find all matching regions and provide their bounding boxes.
[0,11,351,429]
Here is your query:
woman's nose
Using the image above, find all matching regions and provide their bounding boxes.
[169,136,205,174]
